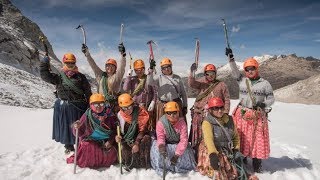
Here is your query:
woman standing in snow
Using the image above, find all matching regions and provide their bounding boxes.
[122,59,157,134]
[40,53,92,154]
[147,58,188,122]
[150,101,196,175]
[67,93,117,168]
[226,48,275,173]
[188,62,230,160]
[81,44,126,112]
[115,93,151,170]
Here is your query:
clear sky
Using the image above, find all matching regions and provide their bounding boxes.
[11,0,320,76]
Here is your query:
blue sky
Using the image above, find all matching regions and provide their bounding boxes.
[12,0,320,76]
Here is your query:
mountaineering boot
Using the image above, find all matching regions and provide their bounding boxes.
[252,158,262,173]
[64,144,75,154]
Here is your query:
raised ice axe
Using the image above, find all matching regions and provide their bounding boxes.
[76,24,86,45]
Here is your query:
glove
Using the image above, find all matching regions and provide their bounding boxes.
[127,69,133,76]
[190,63,197,72]
[81,44,88,54]
[147,100,155,111]
[41,56,50,63]
[233,149,243,162]
[149,59,156,69]
[170,155,179,166]
[253,102,266,110]
[225,48,234,59]
[158,144,167,158]
[182,107,188,116]
[118,43,126,57]
[209,153,220,170]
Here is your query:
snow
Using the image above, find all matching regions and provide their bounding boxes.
[0,99,320,180]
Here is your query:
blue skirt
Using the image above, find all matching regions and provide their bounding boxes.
[52,99,87,145]
[150,139,196,176]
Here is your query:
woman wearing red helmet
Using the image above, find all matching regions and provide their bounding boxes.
[226,48,275,173]
[188,62,231,162]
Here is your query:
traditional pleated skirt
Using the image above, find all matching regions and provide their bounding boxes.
[66,140,117,168]
[150,139,196,176]
[232,106,270,159]
[52,99,87,145]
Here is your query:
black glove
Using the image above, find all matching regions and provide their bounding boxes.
[182,107,188,116]
[190,63,197,72]
[253,102,266,110]
[149,59,156,69]
[170,155,179,166]
[81,44,88,54]
[118,43,126,57]
[158,144,167,158]
[209,153,220,170]
[225,48,234,59]
[233,149,243,162]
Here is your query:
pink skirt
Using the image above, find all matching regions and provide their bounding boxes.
[67,140,117,168]
[232,106,270,159]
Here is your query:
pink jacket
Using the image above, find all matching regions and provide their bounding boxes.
[156,117,188,156]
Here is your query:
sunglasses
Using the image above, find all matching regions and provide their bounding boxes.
[166,111,178,116]
[121,105,133,111]
[65,62,75,65]
[205,71,216,76]
[92,102,105,108]
[245,67,256,72]
[210,106,224,111]
[161,66,172,70]
[134,68,144,72]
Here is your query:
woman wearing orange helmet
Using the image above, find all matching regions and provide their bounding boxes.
[67,93,118,168]
[40,53,92,155]
[147,57,188,123]
[150,101,196,176]
[115,93,151,170]
[226,48,275,173]
[122,59,157,133]
[188,62,231,161]
[81,43,126,112]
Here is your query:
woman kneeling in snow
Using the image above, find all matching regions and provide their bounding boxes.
[150,101,196,176]
[198,97,258,180]
[67,93,118,168]
[115,93,151,170]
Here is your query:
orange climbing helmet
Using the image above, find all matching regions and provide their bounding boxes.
[164,101,180,112]
[160,58,172,67]
[89,93,105,104]
[118,93,134,107]
[243,57,259,69]
[133,59,145,69]
[62,53,76,63]
[105,58,117,68]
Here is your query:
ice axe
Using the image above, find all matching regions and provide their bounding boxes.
[39,35,48,56]
[147,40,157,74]
[73,127,79,174]
[193,38,200,77]
[221,19,230,49]
[120,23,124,44]
[76,24,86,45]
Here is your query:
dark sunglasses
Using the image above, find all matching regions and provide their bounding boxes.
[65,62,75,65]
[166,111,178,116]
[205,71,216,76]
[245,67,256,72]
[121,105,133,111]
[134,68,144,72]
[161,65,172,70]
[92,102,105,108]
[210,106,224,111]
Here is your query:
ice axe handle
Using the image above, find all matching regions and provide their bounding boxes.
[222,19,230,49]
[76,25,86,45]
